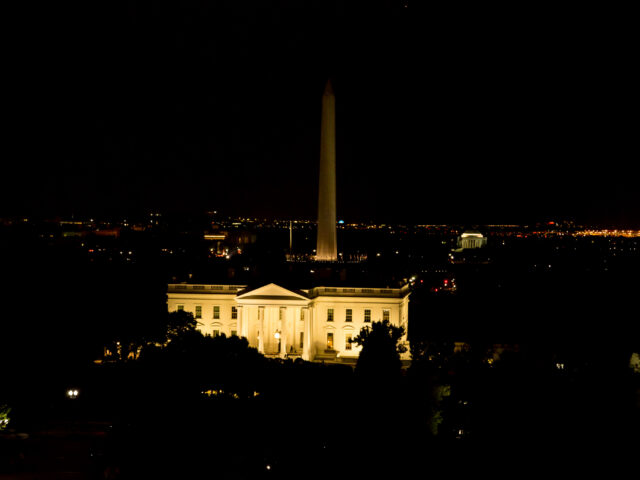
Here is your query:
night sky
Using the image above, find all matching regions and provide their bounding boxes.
[4,2,638,226]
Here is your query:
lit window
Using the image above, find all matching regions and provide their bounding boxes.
[327,332,334,350]
[364,309,371,322]
[213,306,220,319]
[177,305,184,312]
[346,309,352,322]
[195,306,202,319]
[345,333,352,350]
[382,309,390,322]
[231,306,237,319]
[327,309,334,322]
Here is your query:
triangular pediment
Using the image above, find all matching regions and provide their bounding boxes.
[236,283,309,302]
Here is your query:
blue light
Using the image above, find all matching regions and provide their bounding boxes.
[338,220,345,224]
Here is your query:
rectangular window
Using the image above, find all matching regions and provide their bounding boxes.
[195,306,202,319]
[300,332,304,349]
[345,333,353,350]
[383,309,390,322]
[231,330,237,337]
[177,305,184,312]
[300,309,305,321]
[364,309,371,322]
[213,306,220,319]
[327,332,334,350]
[231,306,237,319]
[279,307,285,320]
[327,309,334,322]
[213,329,220,337]
[345,309,352,322]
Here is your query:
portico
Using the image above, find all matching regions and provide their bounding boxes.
[235,284,311,358]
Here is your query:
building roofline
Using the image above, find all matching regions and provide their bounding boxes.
[168,283,410,299]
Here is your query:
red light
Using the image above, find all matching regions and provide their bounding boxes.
[548,221,555,225]
[444,279,448,286]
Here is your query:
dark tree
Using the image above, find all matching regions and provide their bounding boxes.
[165,310,198,342]
[103,310,198,361]
[352,320,406,381]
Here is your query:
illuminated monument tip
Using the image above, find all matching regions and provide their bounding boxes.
[316,78,337,262]
[323,78,334,96]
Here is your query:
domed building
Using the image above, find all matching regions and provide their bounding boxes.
[457,230,487,250]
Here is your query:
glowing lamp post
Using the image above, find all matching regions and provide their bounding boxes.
[274,330,281,354]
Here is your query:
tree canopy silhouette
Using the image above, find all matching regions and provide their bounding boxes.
[104,309,198,361]
[352,320,406,381]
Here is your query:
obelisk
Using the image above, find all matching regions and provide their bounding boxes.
[316,79,337,261]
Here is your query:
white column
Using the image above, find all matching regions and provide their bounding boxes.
[236,306,243,339]
[241,306,249,338]
[292,307,298,354]
[258,307,265,354]
[280,310,287,359]
[400,298,410,360]
[302,312,309,361]
[302,306,313,361]
[265,306,273,354]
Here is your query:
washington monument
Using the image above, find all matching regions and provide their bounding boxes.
[316,79,338,261]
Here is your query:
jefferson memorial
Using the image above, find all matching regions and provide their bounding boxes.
[167,283,410,362]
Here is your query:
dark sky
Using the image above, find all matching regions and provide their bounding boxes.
[4,1,638,226]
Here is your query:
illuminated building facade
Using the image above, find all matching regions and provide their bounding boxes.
[167,283,410,362]
[457,230,488,249]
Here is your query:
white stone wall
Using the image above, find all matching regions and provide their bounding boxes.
[167,284,410,361]
[167,294,238,337]
[309,297,407,359]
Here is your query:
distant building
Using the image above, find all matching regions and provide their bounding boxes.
[457,230,487,250]
[167,283,410,362]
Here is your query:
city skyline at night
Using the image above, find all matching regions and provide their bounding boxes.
[2,3,638,477]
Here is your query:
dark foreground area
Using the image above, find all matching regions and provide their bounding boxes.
[2,220,639,478]
[2,356,639,479]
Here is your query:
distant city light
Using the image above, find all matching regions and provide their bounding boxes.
[67,389,79,399]
[0,405,10,431]
[338,220,344,224]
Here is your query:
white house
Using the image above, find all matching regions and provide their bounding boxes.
[167,283,411,362]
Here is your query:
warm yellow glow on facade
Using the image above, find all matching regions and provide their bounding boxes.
[167,283,410,362]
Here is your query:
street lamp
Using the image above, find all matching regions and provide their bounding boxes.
[274,330,281,354]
